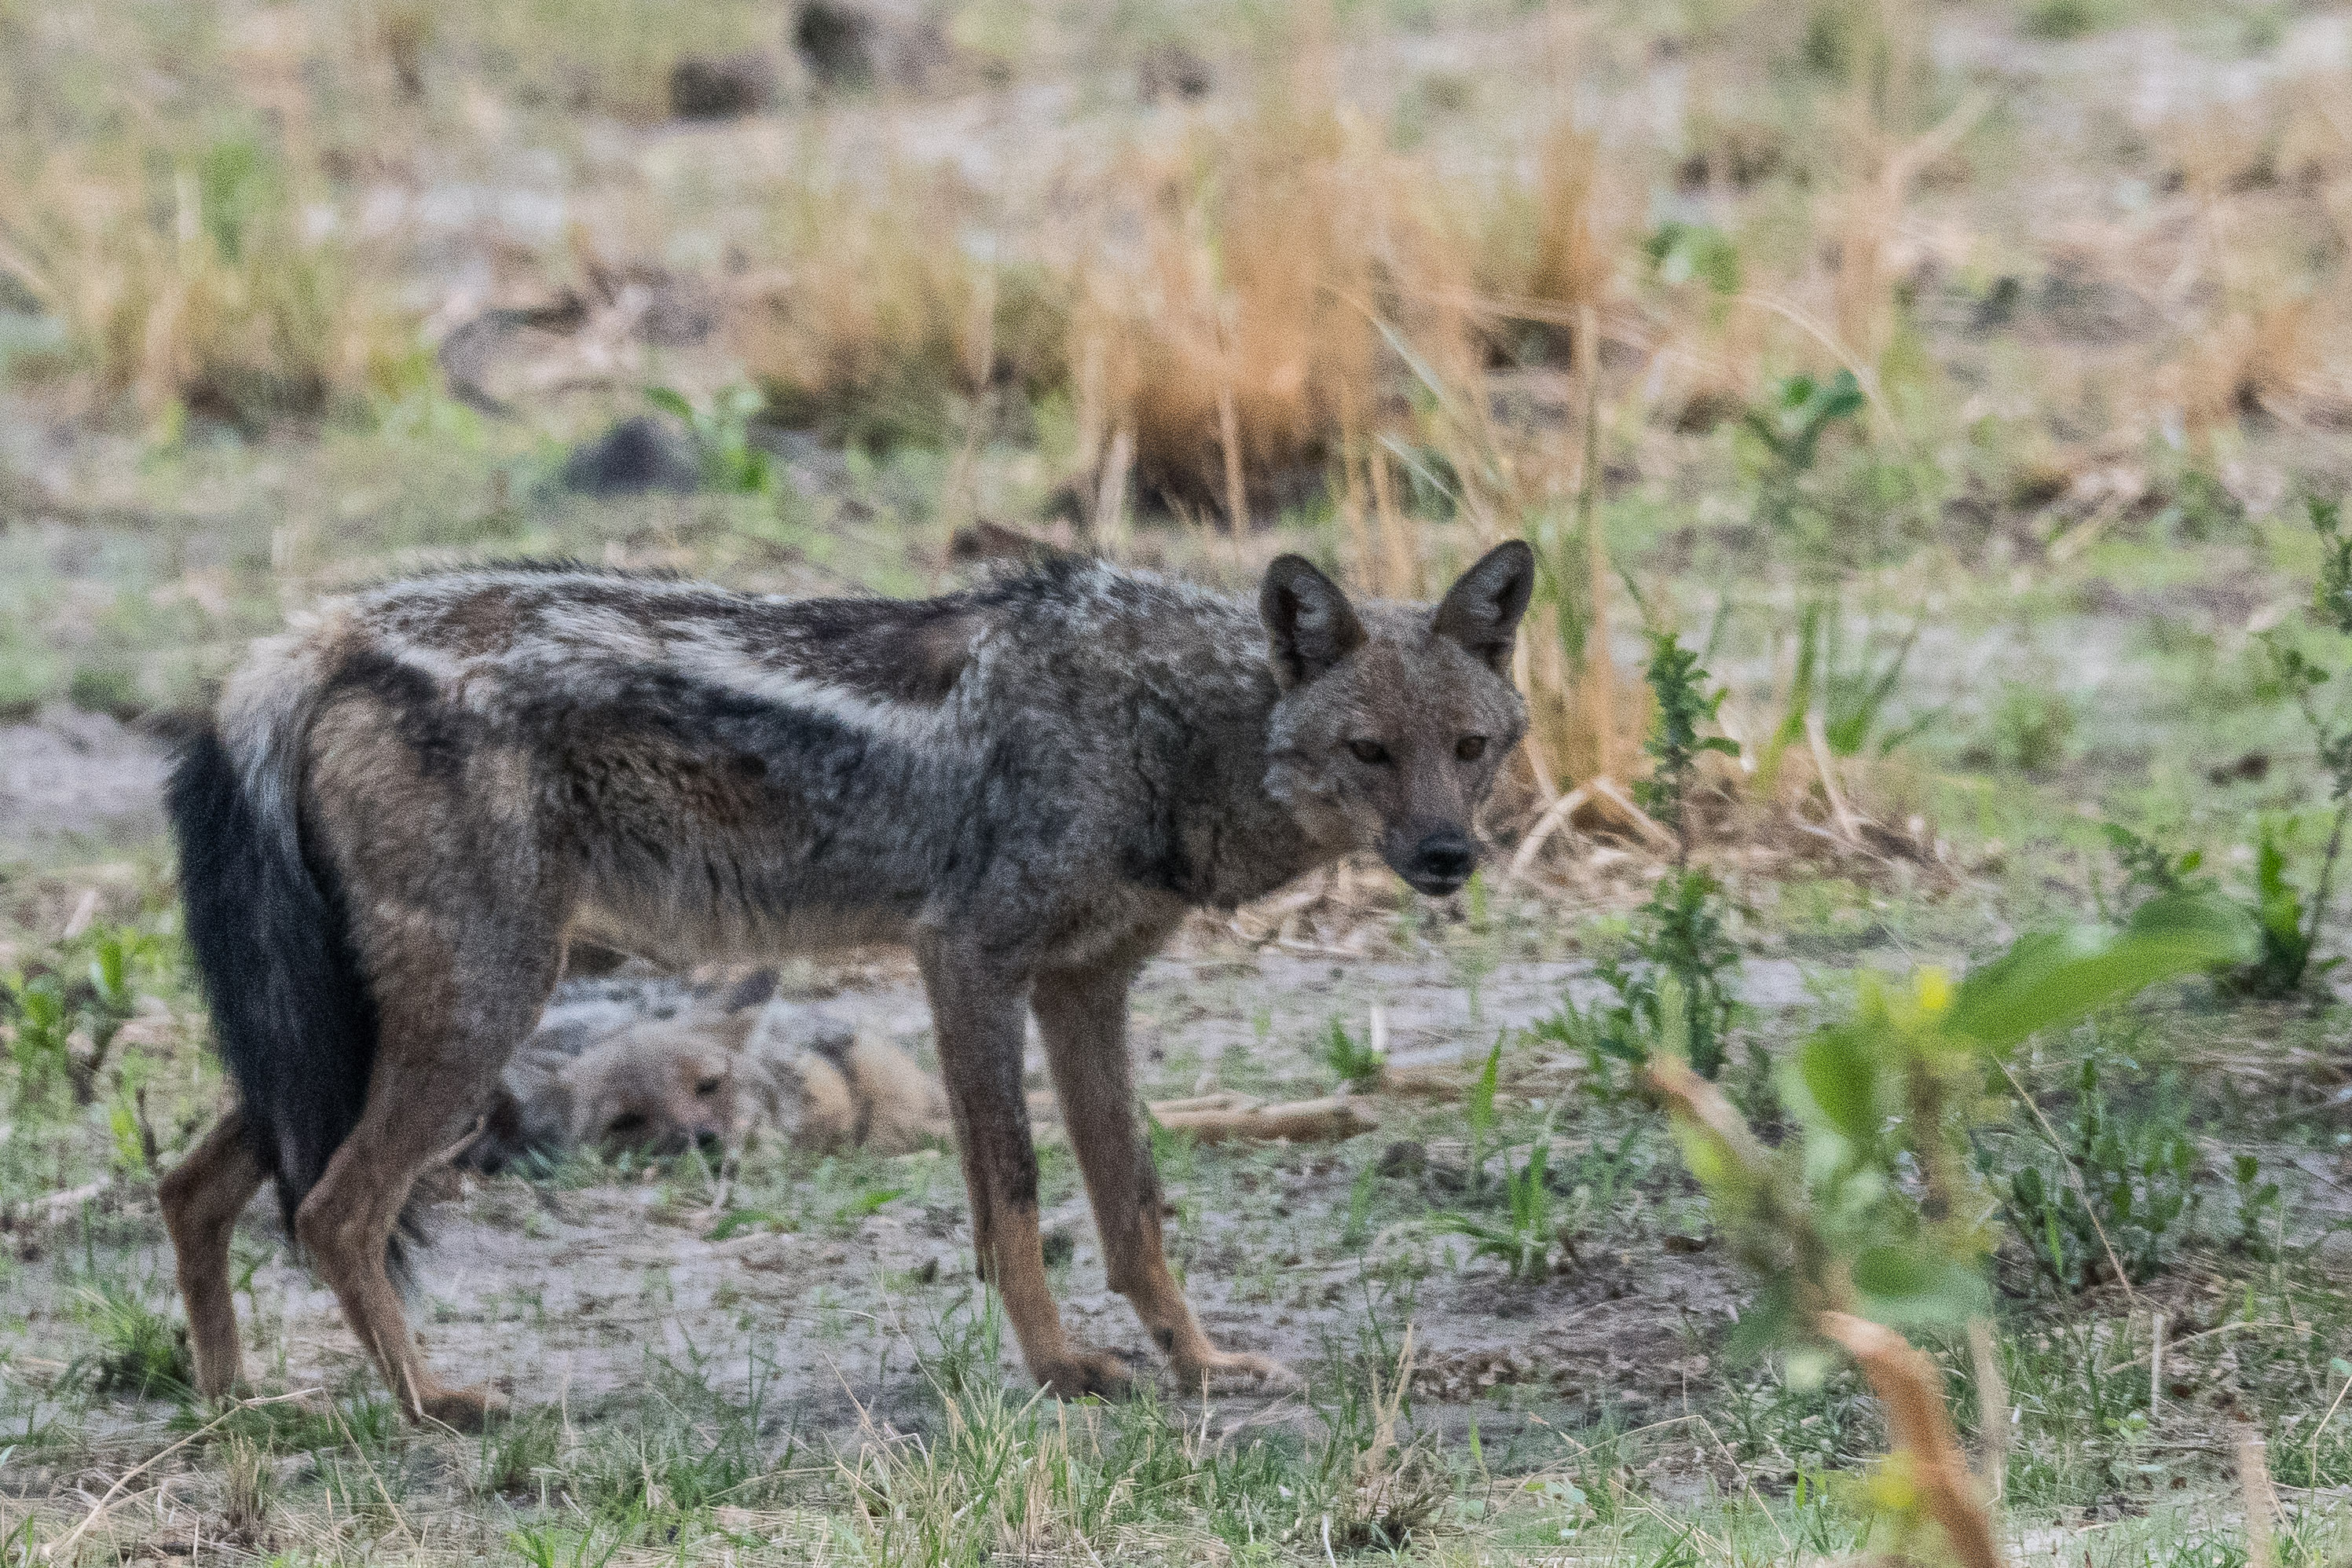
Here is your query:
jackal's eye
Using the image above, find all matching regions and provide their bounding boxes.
[1456,735,1489,762]
[694,1075,724,1097]
[1348,738,1392,766]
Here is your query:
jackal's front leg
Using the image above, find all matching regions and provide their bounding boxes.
[918,939,1128,1397]
[1032,960,1296,1393]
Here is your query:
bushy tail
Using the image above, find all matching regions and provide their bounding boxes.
[167,714,378,1236]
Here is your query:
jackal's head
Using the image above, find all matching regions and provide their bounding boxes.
[1260,541,1535,896]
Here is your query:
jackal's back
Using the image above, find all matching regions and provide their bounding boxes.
[229,559,1291,963]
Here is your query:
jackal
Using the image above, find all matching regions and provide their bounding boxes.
[159,543,1533,1425]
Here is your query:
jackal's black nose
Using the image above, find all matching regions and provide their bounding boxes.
[1405,830,1475,895]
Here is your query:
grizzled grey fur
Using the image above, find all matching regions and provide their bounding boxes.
[158,542,1534,1425]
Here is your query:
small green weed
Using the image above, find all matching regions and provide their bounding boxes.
[67,1280,191,1398]
[1436,1118,1562,1280]
[1740,368,1867,571]
[509,1522,627,1568]
[2226,496,2352,995]
[2024,0,2105,39]
[1541,625,1746,1083]
[1461,1037,1504,1194]
[1768,600,1925,768]
[646,384,773,493]
[1989,680,2077,775]
[1320,1015,1387,1092]
[475,1409,565,1500]
[2230,1151,2282,1259]
[1643,219,1742,301]
[1633,626,1740,856]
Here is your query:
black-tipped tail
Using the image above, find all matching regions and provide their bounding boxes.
[167,720,378,1236]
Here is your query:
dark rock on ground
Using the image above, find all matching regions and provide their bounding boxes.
[1137,41,1212,102]
[561,416,702,496]
[792,1,962,92]
[669,53,776,120]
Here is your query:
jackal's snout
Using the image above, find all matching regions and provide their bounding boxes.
[1394,826,1477,896]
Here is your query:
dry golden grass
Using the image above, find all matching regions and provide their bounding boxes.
[1072,95,1394,525]
[733,165,1067,453]
[0,145,416,428]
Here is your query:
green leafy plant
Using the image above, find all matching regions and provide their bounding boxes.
[1650,890,2253,1564]
[2228,496,2352,997]
[1559,868,1742,1081]
[5,973,71,1105]
[1634,628,1741,857]
[1545,628,1744,1079]
[1460,1038,1503,1195]
[1983,1055,2203,1292]
[646,384,773,493]
[1643,220,1741,300]
[1320,1017,1387,1092]
[2230,1152,2282,1259]
[67,1281,192,1398]
[5,925,151,1109]
[2100,816,2331,999]
[2222,819,2332,998]
[2100,822,2210,911]
[1988,680,2077,775]
[69,928,140,1105]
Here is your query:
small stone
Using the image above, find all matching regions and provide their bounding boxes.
[669,53,775,120]
[1137,41,1211,102]
[1041,1226,1076,1267]
[561,416,700,496]
[2315,1228,2352,1277]
[1376,1139,1427,1178]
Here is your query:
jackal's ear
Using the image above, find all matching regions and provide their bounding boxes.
[1260,554,1367,688]
[1433,540,1536,676]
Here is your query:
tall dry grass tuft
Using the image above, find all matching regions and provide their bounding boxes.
[1462,122,1613,365]
[1072,93,1396,528]
[2154,90,2352,438]
[0,3,420,428]
[734,167,1067,455]
[0,140,416,428]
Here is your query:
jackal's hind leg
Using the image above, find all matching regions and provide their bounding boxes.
[159,1108,268,1399]
[1033,961,1297,1394]
[920,939,1129,1398]
[296,920,560,1430]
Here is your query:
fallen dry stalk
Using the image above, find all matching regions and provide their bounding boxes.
[1968,1316,2009,1504]
[2239,1429,2279,1568]
[1149,1094,1378,1145]
[42,1390,320,1561]
[1502,783,1592,886]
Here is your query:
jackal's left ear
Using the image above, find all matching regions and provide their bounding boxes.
[1433,540,1536,675]
[1261,554,1367,688]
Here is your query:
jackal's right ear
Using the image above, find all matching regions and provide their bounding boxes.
[1260,555,1367,688]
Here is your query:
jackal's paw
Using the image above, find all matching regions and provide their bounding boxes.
[1172,1346,1299,1394]
[1034,1348,1133,1400]
[416,1384,506,1432]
